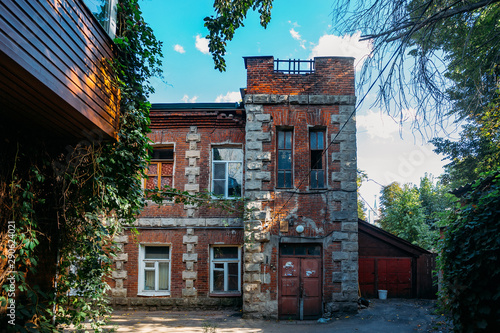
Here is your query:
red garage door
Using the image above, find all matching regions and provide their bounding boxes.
[359,257,412,298]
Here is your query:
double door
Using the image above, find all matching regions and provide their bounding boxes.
[278,256,322,319]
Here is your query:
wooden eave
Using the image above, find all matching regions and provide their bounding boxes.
[358,219,432,257]
[0,0,119,141]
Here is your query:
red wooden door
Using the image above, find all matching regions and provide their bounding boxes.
[279,257,322,319]
[359,258,376,298]
[301,258,321,318]
[378,258,411,298]
[359,257,412,298]
[279,257,300,318]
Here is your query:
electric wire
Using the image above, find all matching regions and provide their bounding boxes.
[269,35,412,224]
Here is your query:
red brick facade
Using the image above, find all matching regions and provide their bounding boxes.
[111,57,358,318]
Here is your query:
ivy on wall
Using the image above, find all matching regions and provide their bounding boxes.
[1,1,247,331]
[1,0,163,331]
[439,169,500,332]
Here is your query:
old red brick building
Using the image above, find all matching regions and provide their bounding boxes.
[110,56,358,319]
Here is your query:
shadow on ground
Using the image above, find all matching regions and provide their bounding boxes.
[63,299,452,332]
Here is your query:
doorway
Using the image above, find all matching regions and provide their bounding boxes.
[278,243,322,320]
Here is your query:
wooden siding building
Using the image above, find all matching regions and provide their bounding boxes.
[0,0,119,140]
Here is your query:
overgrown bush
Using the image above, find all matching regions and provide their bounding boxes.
[439,169,500,332]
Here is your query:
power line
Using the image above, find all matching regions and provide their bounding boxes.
[359,192,378,217]
[268,34,411,224]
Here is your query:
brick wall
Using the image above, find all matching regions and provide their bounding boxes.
[111,56,358,317]
[243,56,358,319]
[245,56,355,95]
[110,109,247,308]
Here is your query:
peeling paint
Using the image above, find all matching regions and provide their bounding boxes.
[305,270,315,277]
[284,261,295,276]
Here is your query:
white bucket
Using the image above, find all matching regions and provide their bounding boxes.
[378,290,388,300]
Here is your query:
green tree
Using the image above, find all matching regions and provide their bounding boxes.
[439,170,500,332]
[379,182,433,249]
[418,173,454,229]
[431,96,500,188]
[0,1,164,331]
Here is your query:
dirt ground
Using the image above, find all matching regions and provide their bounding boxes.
[64,299,453,332]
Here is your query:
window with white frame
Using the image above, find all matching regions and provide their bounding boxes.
[138,245,170,295]
[212,148,243,198]
[210,246,241,293]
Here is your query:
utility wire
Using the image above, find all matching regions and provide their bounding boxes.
[359,192,378,217]
[269,34,412,224]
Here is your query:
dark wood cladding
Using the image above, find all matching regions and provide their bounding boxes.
[0,0,119,140]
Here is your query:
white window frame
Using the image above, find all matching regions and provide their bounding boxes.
[211,147,243,199]
[138,244,171,296]
[210,246,241,294]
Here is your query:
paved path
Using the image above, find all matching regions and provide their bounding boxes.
[64,299,452,332]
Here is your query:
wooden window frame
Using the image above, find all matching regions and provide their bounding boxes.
[211,147,243,199]
[145,146,174,191]
[310,129,326,189]
[277,129,294,188]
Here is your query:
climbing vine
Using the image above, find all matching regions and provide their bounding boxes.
[439,168,500,332]
[1,0,163,331]
[1,1,249,331]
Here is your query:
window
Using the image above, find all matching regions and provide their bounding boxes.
[138,245,170,295]
[145,147,174,190]
[212,148,243,198]
[83,0,118,39]
[310,130,325,189]
[280,243,322,256]
[277,130,293,188]
[210,246,241,294]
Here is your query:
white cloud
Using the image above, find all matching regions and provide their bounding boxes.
[173,44,185,54]
[356,110,401,140]
[290,28,301,40]
[195,35,210,54]
[289,23,306,49]
[215,91,241,103]
[309,32,372,70]
[181,95,198,103]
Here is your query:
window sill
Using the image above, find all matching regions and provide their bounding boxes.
[137,291,171,297]
[144,199,174,205]
[209,292,242,297]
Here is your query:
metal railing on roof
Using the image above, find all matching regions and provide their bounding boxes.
[274,59,314,74]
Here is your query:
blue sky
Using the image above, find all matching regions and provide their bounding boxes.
[140,0,449,221]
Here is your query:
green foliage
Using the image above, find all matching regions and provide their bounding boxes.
[439,169,500,332]
[204,0,273,71]
[379,182,431,248]
[432,93,500,189]
[146,185,246,216]
[1,0,163,331]
[378,175,453,250]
